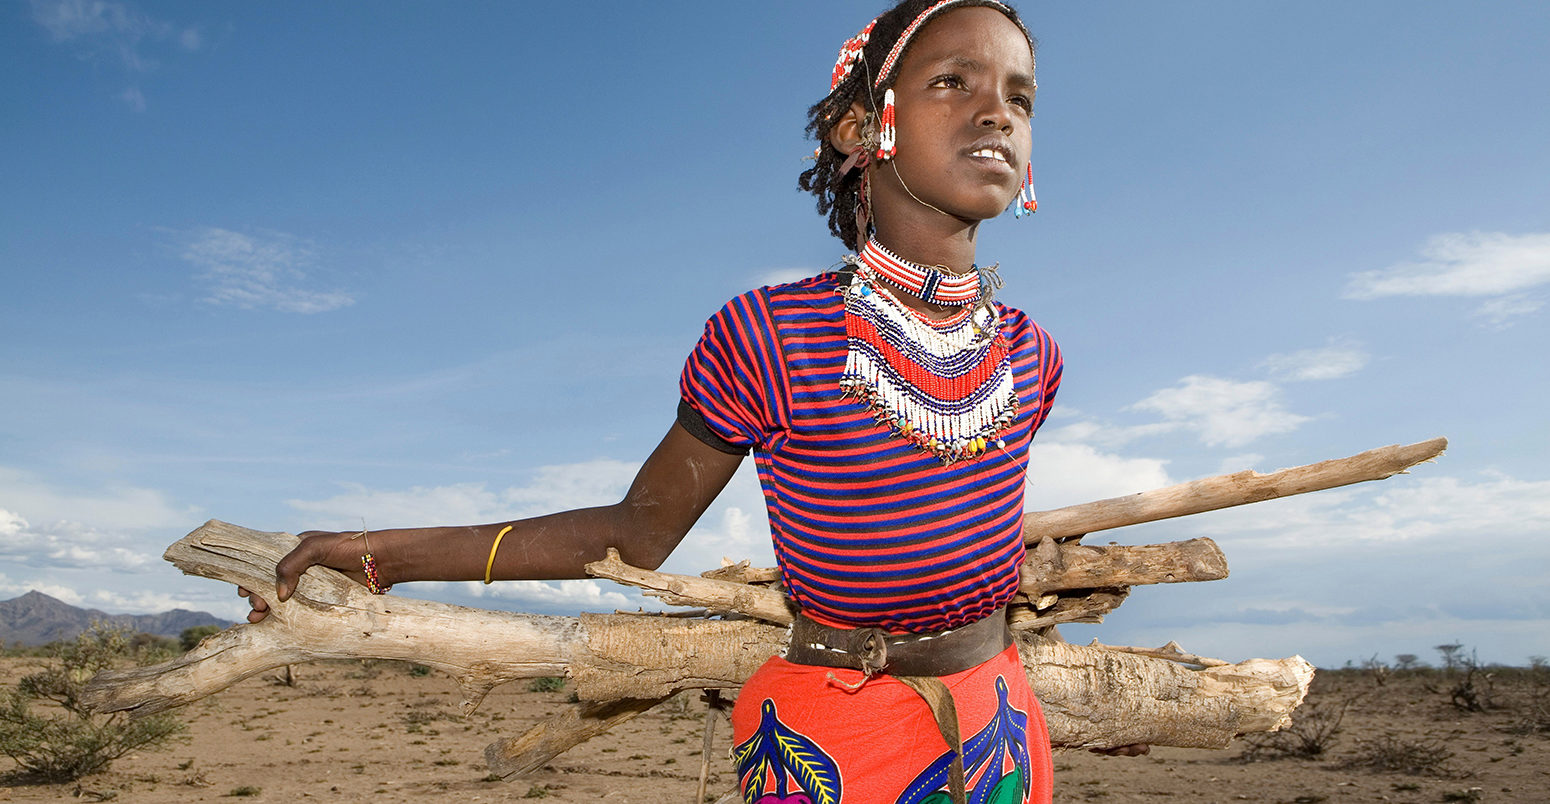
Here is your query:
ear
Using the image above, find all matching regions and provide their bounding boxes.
[826,99,872,155]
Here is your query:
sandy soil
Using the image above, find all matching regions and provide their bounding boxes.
[2,658,1546,803]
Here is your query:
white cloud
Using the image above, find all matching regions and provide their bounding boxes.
[31,0,203,109]
[1344,231,1550,324]
[1023,442,1172,510]
[1185,470,1550,548]
[1260,340,1369,382]
[179,227,354,314]
[0,509,157,571]
[86,587,203,613]
[0,467,195,530]
[457,579,633,611]
[1472,293,1544,328]
[287,459,640,530]
[1127,375,1309,448]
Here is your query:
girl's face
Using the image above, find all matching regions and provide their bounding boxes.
[869,7,1036,228]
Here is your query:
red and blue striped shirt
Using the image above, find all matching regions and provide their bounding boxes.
[679,273,1062,634]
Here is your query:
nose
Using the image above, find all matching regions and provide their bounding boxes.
[977,101,1016,134]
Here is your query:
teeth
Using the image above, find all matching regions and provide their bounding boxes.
[971,149,1007,162]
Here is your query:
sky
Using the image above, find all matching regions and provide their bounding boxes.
[2,0,1547,669]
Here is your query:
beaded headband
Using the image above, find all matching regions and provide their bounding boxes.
[828,0,1031,93]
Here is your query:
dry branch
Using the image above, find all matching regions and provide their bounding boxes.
[585,548,795,625]
[1022,437,1446,544]
[484,697,666,778]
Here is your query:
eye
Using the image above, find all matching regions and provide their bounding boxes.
[928,74,965,90]
[1010,94,1034,117]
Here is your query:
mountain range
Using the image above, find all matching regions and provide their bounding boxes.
[0,590,231,647]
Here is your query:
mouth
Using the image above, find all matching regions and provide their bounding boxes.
[964,139,1017,172]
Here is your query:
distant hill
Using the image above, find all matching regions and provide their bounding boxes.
[0,590,232,647]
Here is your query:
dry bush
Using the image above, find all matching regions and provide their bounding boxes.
[1341,733,1463,778]
[1237,697,1350,761]
[0,625,185,782]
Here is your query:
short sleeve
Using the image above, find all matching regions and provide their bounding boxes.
[1031,333,1063,434]
[678,290,787,452]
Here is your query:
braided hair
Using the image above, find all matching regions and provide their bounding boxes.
[798,0,1033,251]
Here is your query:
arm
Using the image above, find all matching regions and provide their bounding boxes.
[244,422,742,620]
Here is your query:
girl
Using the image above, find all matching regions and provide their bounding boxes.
[244,2,1058,802]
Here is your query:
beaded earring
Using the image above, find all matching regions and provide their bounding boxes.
[877,89,897,160]
[1015,162,1037,217]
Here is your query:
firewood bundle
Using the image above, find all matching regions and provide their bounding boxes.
[82,439,1445,778]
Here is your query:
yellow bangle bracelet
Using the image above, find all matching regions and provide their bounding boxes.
[484,525,513,584]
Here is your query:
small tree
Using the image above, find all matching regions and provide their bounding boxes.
[179,625,223,652]
[0,625,185,782]
[1436,643,1465,672]
[1394,654,1420,671]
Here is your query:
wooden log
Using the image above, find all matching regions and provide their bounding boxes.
[1019,538,1227,597]
[1023,635,1314,750]
[84,520,1314,761]
[1022,437,1447,544]
[591,539,1225,627]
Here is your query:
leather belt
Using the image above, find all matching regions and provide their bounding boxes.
[784,606,1012,677]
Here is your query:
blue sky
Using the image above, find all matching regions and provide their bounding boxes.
[3,0,1547,669]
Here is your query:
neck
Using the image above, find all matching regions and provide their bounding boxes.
[869,212,979,277]
[867,221,979,320]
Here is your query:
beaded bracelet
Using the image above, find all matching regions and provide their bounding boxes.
[350,526,391,595]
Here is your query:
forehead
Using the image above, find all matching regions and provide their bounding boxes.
[894,6,1035,81]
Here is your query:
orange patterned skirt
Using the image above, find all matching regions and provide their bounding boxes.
[730,644,1052,804]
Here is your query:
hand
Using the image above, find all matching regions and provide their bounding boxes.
[239,530,364,623]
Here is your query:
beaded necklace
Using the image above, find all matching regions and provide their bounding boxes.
[840,239,1019,464]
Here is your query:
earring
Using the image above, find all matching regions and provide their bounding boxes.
[877,89,897,160]
[1015,162,1037,217]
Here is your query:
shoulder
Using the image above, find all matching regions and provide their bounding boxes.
[995,302,1058,352]
[705,273,844,329]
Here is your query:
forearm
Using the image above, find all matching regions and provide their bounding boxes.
[365,504,670,585]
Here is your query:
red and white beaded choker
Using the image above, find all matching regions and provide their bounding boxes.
[858,238,984,307]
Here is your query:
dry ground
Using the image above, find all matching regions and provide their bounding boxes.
[2,658,1546,803]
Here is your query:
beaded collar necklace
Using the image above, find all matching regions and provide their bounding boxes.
[840,244,1019,465]
[859,238,983,307]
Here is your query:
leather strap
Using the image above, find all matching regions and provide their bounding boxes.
[782,609,1012,804]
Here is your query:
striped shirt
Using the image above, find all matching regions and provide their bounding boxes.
[679,273,1062,634]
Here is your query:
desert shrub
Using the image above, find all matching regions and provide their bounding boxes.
[0,625,185,782]
[1361,654,1390,687]
[1341,733,1461,778]
[179,625,223,652]
[526,676,566,693]
[1237,697,1350,760]
[1447,660,1497,713]
[129,632,180,663]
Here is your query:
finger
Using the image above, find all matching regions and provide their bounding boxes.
[246,607,269,624]
[237,586,250,598]
[274,532,336,602]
